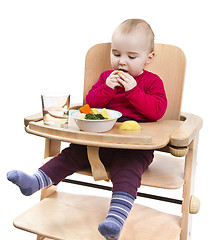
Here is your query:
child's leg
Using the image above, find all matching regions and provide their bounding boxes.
[98,148,154,239]
[110,149,153,197]
[39,144,90,185]
[7,144,91,196]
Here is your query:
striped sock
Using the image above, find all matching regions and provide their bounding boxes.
[98,191,135,240]
[7,169,52,196]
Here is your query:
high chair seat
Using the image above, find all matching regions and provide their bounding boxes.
[78,152,185,189]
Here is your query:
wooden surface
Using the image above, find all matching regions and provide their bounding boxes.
[171,112,203,146]
[142,153,184,189]
[14,192,181,240]
[24,111,202,149]
[87,146,109,181]
[26,117,182,150]
[180,135,199,239]
[40,140,61,200]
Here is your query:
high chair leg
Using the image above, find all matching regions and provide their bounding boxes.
[44,138,61,159]
[39,139,61,200]
[41,139,61,198]
[35,139,61,240]
[180,134,199,240]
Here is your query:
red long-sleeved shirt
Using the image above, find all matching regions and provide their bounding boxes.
[86,70,167,122]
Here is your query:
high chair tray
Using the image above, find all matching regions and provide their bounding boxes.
[13,192,181,240]
[25,117,182,150]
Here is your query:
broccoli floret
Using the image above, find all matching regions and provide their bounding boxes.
[85,113,107,120]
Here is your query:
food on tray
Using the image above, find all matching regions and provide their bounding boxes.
[119,120,141,131]
[85,113,106,120]
[101,108,109,119]
[92,108,101,114]
[77,105,110,120]
[79,104,94,114]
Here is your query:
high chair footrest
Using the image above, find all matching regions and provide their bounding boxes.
[13,192,181,240]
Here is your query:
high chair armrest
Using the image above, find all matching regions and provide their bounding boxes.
[170,112,203,147]
[24,112,43,127]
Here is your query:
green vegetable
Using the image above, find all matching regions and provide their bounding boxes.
[85,113,107,120]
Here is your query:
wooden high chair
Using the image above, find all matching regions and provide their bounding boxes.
[13,43,202,240]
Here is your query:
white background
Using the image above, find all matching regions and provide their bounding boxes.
[1,0,221,239]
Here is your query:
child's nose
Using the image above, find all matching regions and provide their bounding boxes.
[119,57,126,66]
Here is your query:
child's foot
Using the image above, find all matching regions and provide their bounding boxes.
[99,221,121,240]
[7,169,52,196]
[98,191,135,240]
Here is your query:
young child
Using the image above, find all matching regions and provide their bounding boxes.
[7,19,167,240]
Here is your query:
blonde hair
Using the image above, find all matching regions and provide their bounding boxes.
[116,19,154,52]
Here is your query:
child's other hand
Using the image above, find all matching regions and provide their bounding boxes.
[118,71,137,91]
[106,70,122,89]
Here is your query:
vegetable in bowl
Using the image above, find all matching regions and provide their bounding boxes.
[70,105,122,132]
[85,113,107,120]
[77,104,110,120]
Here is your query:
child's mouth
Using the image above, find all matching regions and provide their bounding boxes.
[118,69,127,73]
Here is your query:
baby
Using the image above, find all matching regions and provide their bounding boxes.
[7,19,167,240]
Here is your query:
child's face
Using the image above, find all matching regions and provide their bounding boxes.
[111,27,153,77]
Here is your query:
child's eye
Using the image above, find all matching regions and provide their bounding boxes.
[128,56,136,59]
[113,53,120,57]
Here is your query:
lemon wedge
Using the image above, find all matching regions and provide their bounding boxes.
[119,120,141,131]
[101,108,110,119]
[92,108,101,114]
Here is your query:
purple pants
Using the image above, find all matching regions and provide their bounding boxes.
[40,144,153,198]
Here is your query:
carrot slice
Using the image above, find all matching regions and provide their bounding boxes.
[79,104,94,114]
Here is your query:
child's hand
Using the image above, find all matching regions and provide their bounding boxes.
[117,71,137,91]
[106,70,122,89]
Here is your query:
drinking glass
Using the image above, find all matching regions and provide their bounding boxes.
[41,92,70,127]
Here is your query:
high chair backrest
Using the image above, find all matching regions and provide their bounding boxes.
[83,43,186,120]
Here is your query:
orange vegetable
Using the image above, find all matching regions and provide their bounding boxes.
[79,104,94,114]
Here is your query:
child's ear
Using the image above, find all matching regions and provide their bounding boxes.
[145,52,155,65]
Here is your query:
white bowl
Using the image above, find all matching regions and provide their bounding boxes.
[70,109,122,132]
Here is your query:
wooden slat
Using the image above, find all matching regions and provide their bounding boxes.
[87,146,109,181]
[146,43,186,120]
[14,192,181,240]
